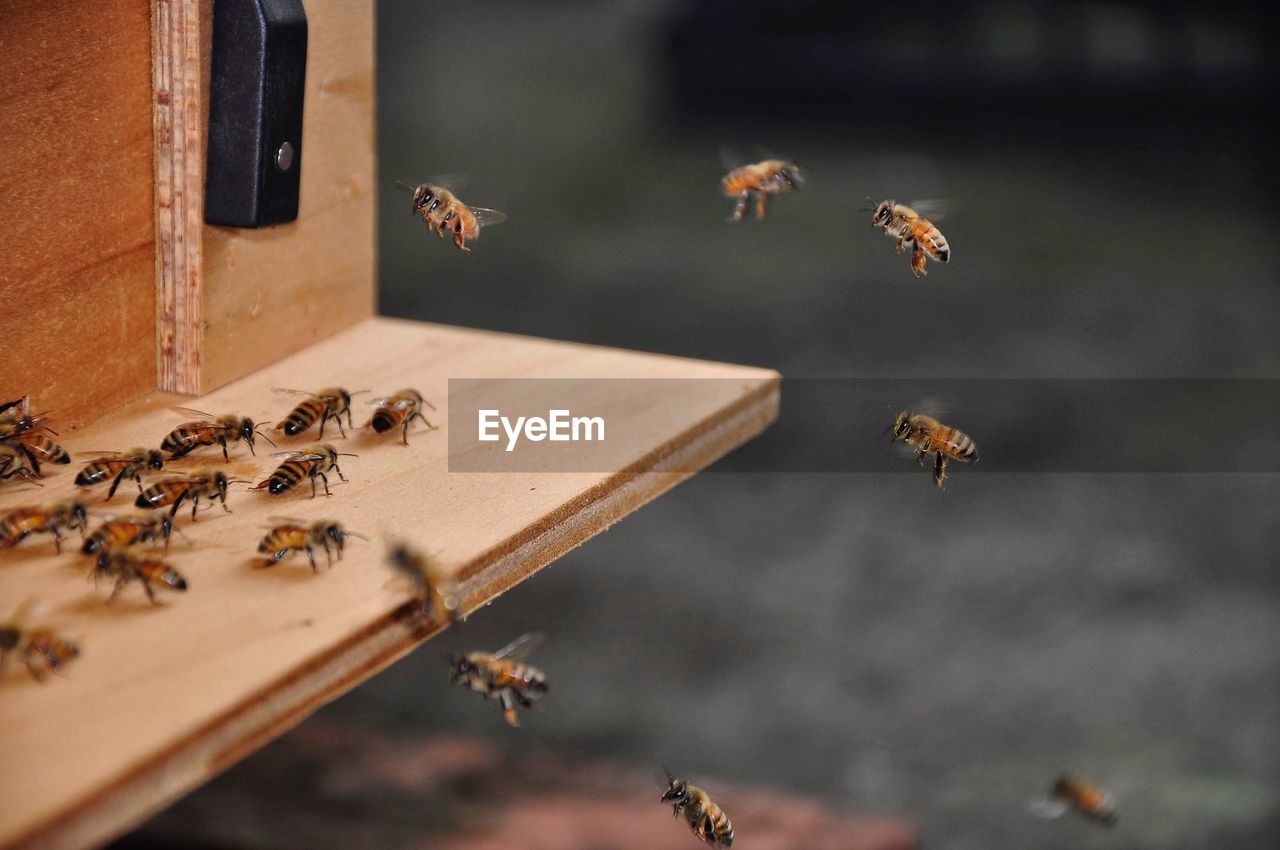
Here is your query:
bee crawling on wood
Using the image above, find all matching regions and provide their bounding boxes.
[0,601,80,682]
[252,444,356,498]
[656,767,735,847]
[1,444,40,486]
[1030,774,1119,827]
[273,387,368,439]
[886,410,978,489]
[92,547,188,604]
[386,541,459,621]
[257,518,367,571]
[0,411,70,477]
[0,501,88,553]
[721,158,802,221]
[75,448,166,501]
[81,513,183,556]
[365,389,436,446]
[160,407,276,461]
[868,198,951,278]
[135,468,241,521]
[450,632,549,727]
[398,179,506,253]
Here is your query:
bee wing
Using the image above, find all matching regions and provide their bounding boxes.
[170,405,218,419]
[718,147,744,172]
[7,598,40,627]
[270,450,326,462]
[469,207,507,228]
[366,396,414,410]
[1027,797,1070,819]
[75,450,128,458]
[651,766,677,792]
[905,199,957,221]
[271,387,318,399]
[428,172,467,191]
[491,631,545,661]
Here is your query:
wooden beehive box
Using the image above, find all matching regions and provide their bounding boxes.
[0,3,778,849]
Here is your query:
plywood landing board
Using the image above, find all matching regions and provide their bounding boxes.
[0,317,779,850]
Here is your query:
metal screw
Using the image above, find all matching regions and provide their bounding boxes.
[275,141,294,172]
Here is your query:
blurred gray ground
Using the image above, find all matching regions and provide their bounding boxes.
[116,2,1280,849]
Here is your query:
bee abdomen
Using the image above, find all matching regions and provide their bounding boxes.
[75,464,112,486]
[371,409,402,434]
[268,460,310,494]
[283,400,323,436]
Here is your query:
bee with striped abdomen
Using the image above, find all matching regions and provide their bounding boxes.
[93,548,188,604]
[160,407,275,461]
[365,389,436,446]
[0,501,88,553]
[273,387,367,439]
[721,159,801,221]
[450,632,549,727]
[75,448,165,501]
[257,518,366,571]
[657,767,734,847]
[387,541,458,621]
[0,601,80,682]
[251,444,355,498]
[887,410,978,489]
[135,469,236,520]
[81,514,179,556]
[400,180,506,253]
[0,413,70,477]
[870,199,951,278]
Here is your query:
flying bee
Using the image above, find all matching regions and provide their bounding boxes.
[386,541,459,621]
[365,389,436,446]
[135,468,238,520]
[93,547,188,604]
[257,518,367,571]
[0,601,80,682]
[721,159,802,221]
[0,413,70,477]
[398,180,506,253]
[449,632,549,727]
[1030,774,1118,826]
[0,501,88,553]
[869,199,951,278]
[160,407,276,461]
[251,444,355,498]
[886,410,978,489]
[81,514,180,556]
[273,387,368,439]
[656,767,735,847]
[74,448,165,500]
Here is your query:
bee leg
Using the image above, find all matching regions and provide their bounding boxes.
[318,471,332,497]
[107,470,129,501]
[755,192,768,220]
[345,408,355,432]
[218,436,230,462]
[933,453,948,489]
[190,493,201,522]
[142,578,158,605]
[19,445,42,477]
[731,190,749,222]
[911,247,927,277]
[305,545,318,573]
[108,576,127,603]
[499,690,520,727]
[334,461,347,483]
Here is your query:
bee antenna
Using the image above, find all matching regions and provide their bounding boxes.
[345,530,371,541]
[254,426,278,449]
[422,398,438,412]
[349,389,372,396]
[393,180,416,193]
[336,452,360,458]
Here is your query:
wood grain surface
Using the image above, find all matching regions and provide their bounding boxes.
[0,4,156,426]
[0,317,779,850]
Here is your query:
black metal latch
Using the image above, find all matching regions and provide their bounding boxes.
[205,0,308,228]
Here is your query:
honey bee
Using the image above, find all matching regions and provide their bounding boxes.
[886,410,978,489]
[82,514,178,556]
[0,413,70,477]
[386,541,459,620]
[74,448,166,500]
[0,501,88,553]
[870,199,951,277]
[450,632,549,727]
[93,548,188,604]
[273,387,367,439]
[257,518,366,571]
[1,444,39,485]
[1031,774,1118,826]
[251,444,355,497]
[657,767,735,847]
[160,407,275,461]
[0,601,80,682]
[365,389,436,446]
[721,159,802,221]
[135,469,237,520]
[400,180,507,253]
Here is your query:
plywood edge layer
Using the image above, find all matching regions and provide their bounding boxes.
[151,0,205,394]
[7,376,780,850]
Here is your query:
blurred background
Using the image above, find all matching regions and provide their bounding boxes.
[114,1,1279,848]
